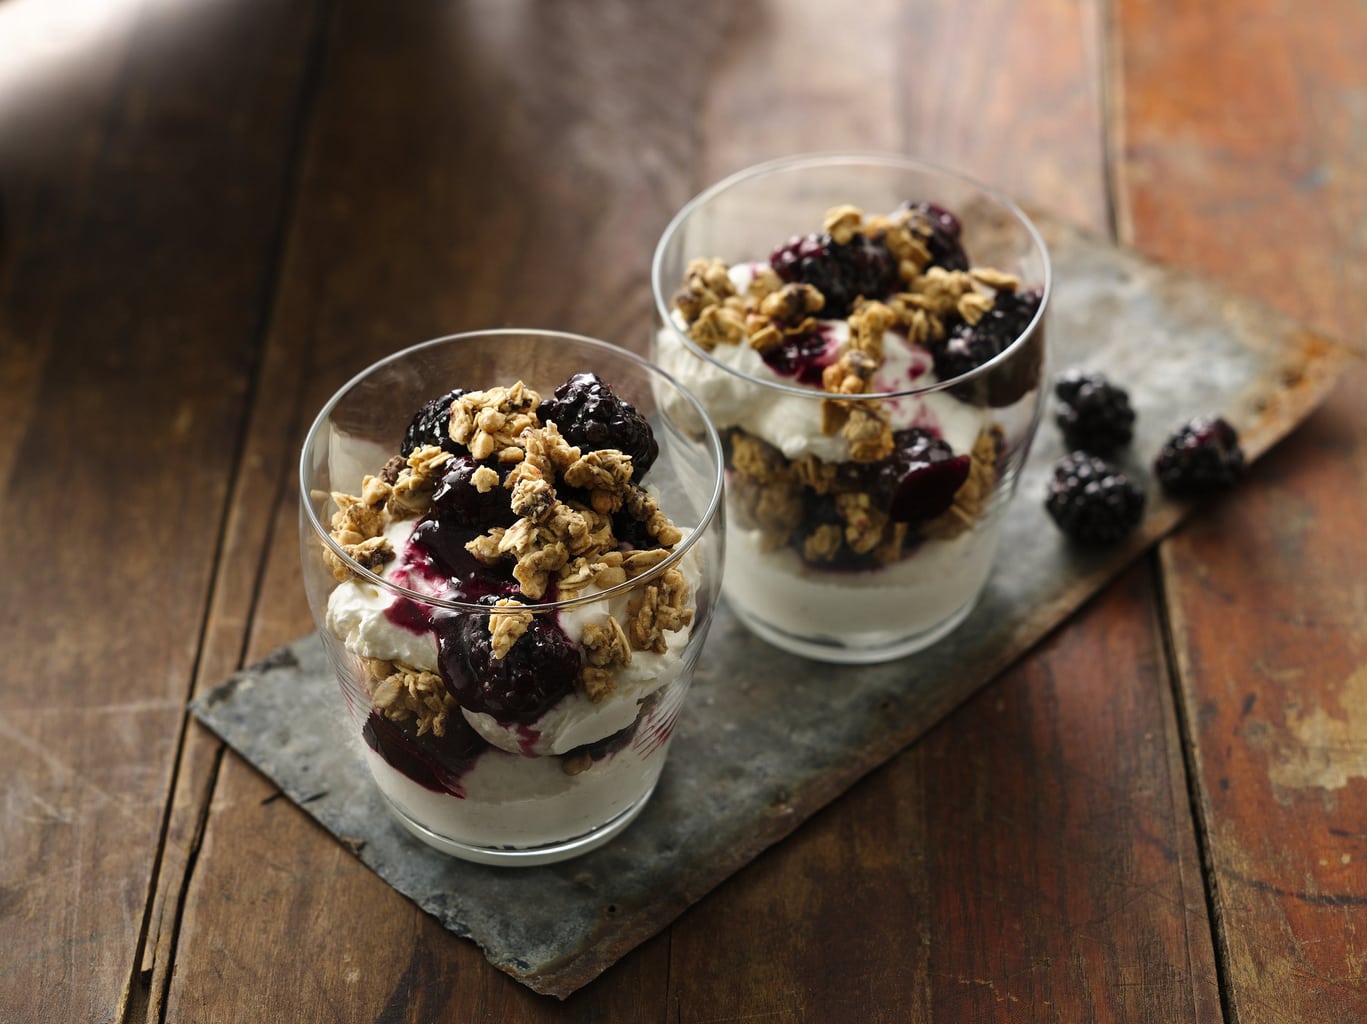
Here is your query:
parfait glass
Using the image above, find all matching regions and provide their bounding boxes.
[651,153,1050,664]
[299,330,725,865]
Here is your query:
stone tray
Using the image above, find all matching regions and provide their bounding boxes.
[191,215,1353,999]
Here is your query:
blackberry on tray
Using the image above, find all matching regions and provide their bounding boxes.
[1045,451,1146,544]
[1154,415,1244,494]
[1053,370,1135,454]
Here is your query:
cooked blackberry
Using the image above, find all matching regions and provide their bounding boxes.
[760,329,837,386]
[934,288,1043,381]
[1154,415,1244,494]
[401,388,466,456]
[899,200,969,271]
[436,600,580,723]
[611,505,662,552]
[428,456,516,530]
[769,231,898,318]
[361,709,489,795]
[1054,370,1135,454]
[868,428,971,523]
[410,456,520,593]
[538,372,659,476]
[1045,452,1145,544]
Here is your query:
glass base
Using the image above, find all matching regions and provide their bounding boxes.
[379,783,658,866]
[727,593,978,665]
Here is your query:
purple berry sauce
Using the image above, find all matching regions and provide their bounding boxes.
[760,326,841,385]
[362,710,489,797]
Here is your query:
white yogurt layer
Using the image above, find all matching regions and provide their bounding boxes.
[365,669,688,852]
[722,516,1004,649]
[363,720,664,851]
[325,506,700,849]
[325,518,445,673]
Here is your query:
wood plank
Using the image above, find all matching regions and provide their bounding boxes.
[922,565,1219,1021]
[1115,0,1367,1019]
[0,2,322,1022]
[665,567,1219,1022]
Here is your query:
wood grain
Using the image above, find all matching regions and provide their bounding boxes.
[7,0,1356,1017]
[0,2,319,1022]
[1116,0,1367,1019]
[161,0,1234,1018]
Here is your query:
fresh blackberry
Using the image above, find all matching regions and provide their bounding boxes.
[401,388,466,456]
[538,373,659,476]
[1045,452,1145,544]
[1154,415,1244,494]
[1054,370,1135,454]
[934,288,1043,381]
[769,232,897,318]
[899,200,969,271]
[436,600,580,723]
[868,428,971,523]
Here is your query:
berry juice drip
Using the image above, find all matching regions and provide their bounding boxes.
[362,710,489,797]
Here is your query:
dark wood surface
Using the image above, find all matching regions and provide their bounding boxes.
[2,1,1363,1020]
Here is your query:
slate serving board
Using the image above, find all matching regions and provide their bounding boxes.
[191,215,1353,998]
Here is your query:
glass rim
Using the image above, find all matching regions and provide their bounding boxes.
[649,149,1052,402]
[299,328,726,614]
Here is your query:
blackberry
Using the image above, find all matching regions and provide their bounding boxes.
[410,456,519,592]
[436,600,580,723]
[1154,415,1244,494]
[401,388,466,457]
[538,373,659,476]
[611,505,662,552]
[899,200,969,271]
[769,232,897,318]
[428,456,517,531]
[868,428,971,523]
[1054,370,1135,454]
[1045,452,1145,544]
[760,329,837,386]
[934,288,1043,381]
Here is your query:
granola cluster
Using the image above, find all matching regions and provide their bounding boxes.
[325,380,694,737]
[726,425,1001,567]
[671,204,1020,466]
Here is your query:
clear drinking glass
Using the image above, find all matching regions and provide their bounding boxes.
[299,330,725,865]
[651,153,1050,664]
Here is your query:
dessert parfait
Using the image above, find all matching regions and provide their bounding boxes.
[651,154,1049,663]
[299,331,724,865]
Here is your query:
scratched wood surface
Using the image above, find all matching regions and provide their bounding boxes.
[1116,2,1367,1020]
[0,0,1360,1021]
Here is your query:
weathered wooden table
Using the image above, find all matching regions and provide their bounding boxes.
[4,2,1364,1021]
